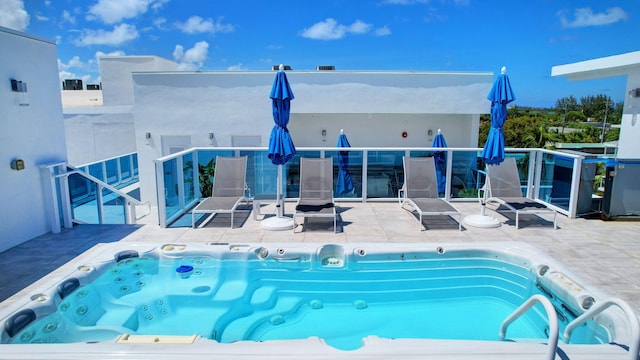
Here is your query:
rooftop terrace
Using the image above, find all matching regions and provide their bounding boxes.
[2,200,639,317]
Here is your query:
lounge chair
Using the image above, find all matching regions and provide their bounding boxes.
[400,156,462,230]
[293,157,338,233]
[485,157,557,229]
[191,156,250,228]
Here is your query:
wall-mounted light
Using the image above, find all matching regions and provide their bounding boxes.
[629,88,640,98]
[145,132,151,145]
[321,129,327,142]
[427,129,433,136]
[208,132,215,145]
[10,159,25,171]
[10,79,29,106]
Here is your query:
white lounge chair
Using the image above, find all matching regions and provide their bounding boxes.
[191,156,250,228]
[485,157,558,229]
[400,156,462,230]
[293,157,338,233]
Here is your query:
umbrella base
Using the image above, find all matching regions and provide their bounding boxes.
[260,216,295,231]
[463,214,502,228]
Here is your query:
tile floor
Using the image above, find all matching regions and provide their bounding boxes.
[1,200,639,316]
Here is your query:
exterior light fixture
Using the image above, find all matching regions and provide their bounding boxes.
[10,79,29,106]
[208,132,215,145]
[145,132,151,145]
[10,159,25,171]
[321,129,327,142]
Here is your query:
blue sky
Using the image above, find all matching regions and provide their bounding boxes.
[1,0,637,107]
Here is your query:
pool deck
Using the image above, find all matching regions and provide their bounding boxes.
[1,200,640,317]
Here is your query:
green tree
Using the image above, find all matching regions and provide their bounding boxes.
[565,110,586,123]
[555,96,580,114]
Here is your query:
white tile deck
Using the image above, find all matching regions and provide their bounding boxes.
[1,200,639,317]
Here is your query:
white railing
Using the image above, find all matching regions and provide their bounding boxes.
[41,162,149,232]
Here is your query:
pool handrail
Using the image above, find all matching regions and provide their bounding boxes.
[562,297,640,360]
[499,294,559,360]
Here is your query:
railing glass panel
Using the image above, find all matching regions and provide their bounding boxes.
[101,188,126,223]
[163,158,180,220]
[451,150,482,199]
[325,149,363,198]
[182,153,196,206]
[69,172,98,224]
[541,152,573,212]
[366,150,405,199]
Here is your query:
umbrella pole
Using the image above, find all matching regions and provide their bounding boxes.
[463,166,501,228]
[276,164,284,217]
[260,164,295,231]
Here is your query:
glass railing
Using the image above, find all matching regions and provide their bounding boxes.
[154,147,589,228]
[68,153,141,224]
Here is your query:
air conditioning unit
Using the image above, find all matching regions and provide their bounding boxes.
[316,65,335,71]
[272,65,292,71]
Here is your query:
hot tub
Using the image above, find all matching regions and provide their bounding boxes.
[0,242,638,360]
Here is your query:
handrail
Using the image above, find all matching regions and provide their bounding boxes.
[499,294,559,360]
[56,166,150,223]
[562,297,640,360]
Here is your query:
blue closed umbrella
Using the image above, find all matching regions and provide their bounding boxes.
[481,66,515,166]
[336,129,354,195]
[263,65,295,224]
[464,66,516,228]
[431,129,448,195]
[268,67,296,165]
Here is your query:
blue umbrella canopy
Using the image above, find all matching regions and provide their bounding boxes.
[336,129,354,195]
[481,67,515,166]
[431,129,448,194]
[268,67,296,165]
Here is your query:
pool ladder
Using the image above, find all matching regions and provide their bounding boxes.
[499,295,640,360]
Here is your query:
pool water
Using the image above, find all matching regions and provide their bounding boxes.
[7,246,610,350]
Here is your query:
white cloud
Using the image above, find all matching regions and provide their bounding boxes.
[62,10,76,25]
[301,18,375,40]
[176,15,234,34]
[227,64,248,71]
[75,23,139,46]
[88,0,166,24]
[173,41,209,70]
[375,25,392,36]
[0,0,29,31]
[559,7,628,28]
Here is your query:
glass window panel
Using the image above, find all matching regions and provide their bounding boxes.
[120,155,132,181]
[88,163,104,182]
[133,154,139,177]
[105,159,119,185]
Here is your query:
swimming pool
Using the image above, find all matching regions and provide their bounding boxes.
[0,242,638,360]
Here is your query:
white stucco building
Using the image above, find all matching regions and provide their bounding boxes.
[64,56,495,206]
[0,26,67,252]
